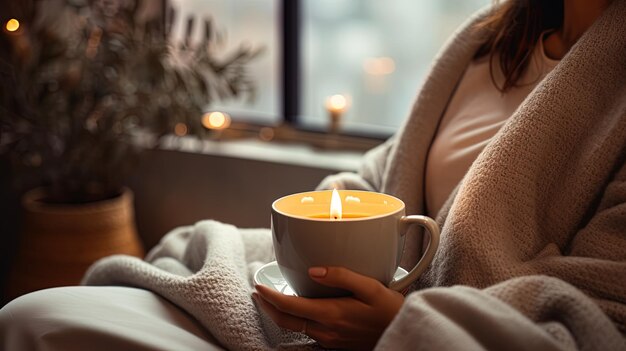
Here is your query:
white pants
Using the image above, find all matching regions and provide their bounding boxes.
[0,286,224,351]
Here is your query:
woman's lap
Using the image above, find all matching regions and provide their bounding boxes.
[0,286,224,351]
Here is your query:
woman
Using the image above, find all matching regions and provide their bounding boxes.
[1,0,625,350]
[253,0,626,349]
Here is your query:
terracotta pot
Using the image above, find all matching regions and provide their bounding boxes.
[6,187,144,300]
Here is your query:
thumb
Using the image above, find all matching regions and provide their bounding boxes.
[308,266,383,303]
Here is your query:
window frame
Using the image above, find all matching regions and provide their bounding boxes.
[162,0,395,143]
[279,0,392,141]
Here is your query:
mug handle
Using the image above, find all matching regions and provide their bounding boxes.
[388,215,440,293]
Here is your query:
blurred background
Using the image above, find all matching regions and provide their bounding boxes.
[0,0,487,304]
[177,0,488,133]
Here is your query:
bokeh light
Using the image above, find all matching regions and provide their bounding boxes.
[5,19,20,32]
[202,111,231,130]
[325,94,348,113]
[259,127,275,141]
[174,123,188,136]
[363,57,395,75]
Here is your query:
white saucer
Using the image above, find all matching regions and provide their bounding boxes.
[253,261,409,296]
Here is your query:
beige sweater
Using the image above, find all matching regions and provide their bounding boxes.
[319,0,626,349]
[84,1,626,350]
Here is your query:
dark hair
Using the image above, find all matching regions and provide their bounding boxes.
[475,0,564,92]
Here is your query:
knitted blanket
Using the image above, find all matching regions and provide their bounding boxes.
[83,222,307,350]
[84,1,626,350]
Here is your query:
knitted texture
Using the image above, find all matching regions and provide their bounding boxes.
[83,221,315,350]
[377,276,625,351]
[84,1,626,349]
[413,0,626,335]
[323,0,626,348]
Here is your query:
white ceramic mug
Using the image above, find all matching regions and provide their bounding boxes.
[271,190,440,297]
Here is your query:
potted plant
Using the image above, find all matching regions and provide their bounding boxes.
[0,0,258,299]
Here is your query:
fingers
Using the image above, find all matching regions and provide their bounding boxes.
[253,292,307,333]
[308,266,384,303]
[254,267,400,350]
[254,283,328,320]
[254,292,342,347]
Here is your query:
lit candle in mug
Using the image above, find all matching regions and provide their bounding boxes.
[270,189,441,297]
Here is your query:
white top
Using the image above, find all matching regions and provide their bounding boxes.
[425,34,559,217]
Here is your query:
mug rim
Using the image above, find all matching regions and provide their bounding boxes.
[272,189,405,221]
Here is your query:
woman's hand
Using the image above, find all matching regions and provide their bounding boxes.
[253,266,404,350]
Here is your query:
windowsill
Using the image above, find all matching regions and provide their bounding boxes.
[160,134,367,172]
[222,122,385,150]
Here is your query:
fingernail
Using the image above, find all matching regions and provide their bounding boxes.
[251,292,259,300]
[309,267,327,278]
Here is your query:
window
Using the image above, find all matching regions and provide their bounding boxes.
[168,0,489,137]
[168,0,280,125]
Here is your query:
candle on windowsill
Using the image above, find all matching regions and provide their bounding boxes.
[325,94,348,135]
[202,111,231,130]
[202,111,231,140]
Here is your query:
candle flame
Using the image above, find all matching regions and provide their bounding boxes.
[330,189,342,220]
[325,94,347,114]
[202,111,231,130]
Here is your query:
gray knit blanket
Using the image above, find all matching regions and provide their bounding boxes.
[84,1,626,350]
[83,222,310,350]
